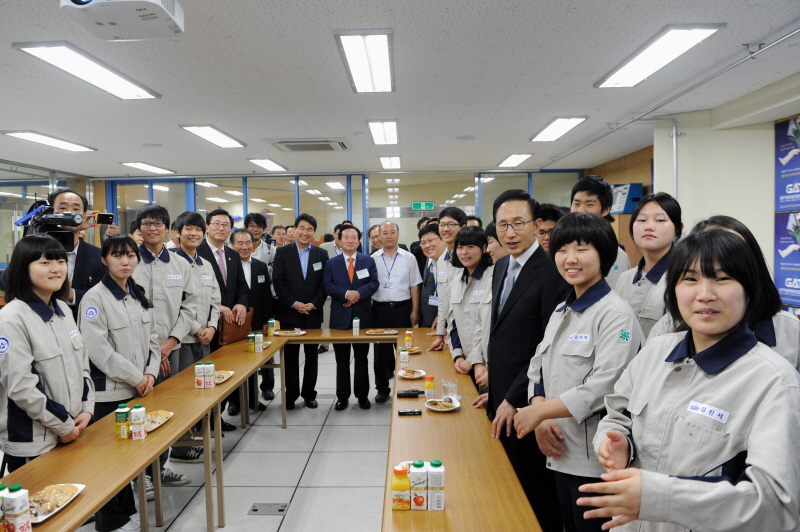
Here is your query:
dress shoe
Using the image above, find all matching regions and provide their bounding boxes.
[257,402,266,411]
[358,398,371,409]
[375,392,390,403]
[227,403,240,416]
[318,345,328,354]
[305,399,319,409]
[220,420,236,432]
[335,399,348,411]
[286,402,296,410]
[261,390,275,401]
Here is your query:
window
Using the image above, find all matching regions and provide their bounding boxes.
[298,176,348,244]
[246,177,297,234]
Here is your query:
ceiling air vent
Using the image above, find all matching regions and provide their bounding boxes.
[269,138,351,152]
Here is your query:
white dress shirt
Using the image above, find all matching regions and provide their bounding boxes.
[370,247,422,302]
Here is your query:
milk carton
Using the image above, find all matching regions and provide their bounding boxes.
[195,362,205,388]
[409,461,427,510]
[399,349,409,371]
[204,361,215,388]
[428,460,445,510]
[131,424,147,440]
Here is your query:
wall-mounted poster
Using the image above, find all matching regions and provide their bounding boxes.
[775,117,800,212]
[774,212,800,306]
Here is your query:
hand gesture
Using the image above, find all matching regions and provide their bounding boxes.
[472,393,488,408]
[598,430,631,472]
[473,364,488,388]
[577,468,642,529]
[491,399,515,439]
[535,420,565,458]
[428,336,445,351]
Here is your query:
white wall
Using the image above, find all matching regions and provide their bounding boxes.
[653,110,775,268]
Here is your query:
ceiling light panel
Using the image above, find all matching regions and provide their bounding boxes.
[531,118,587,142]
[180,125,245,148]
[149,185,170,191]
[251,198,267,203]
[595,24,725,88]
[326,182,345,190]
[249,159,286,171]
[225,190,243,196]
[267,203,281,207]
[306,189,321,195]
[123,162,174,174]
[196,182,218,188]
[206,197,229,203]
[2,131,96,152]
[380,156,401,169]
[334,29,395,93]
[318,196,331,201]
[12,41,160,100]
[367,120,398,144]
[480,177,494,183]
[282,207,293,211]
[498,154,533,168]
[386,178,400,184]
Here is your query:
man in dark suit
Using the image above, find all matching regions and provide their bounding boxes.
[323,225,380,410]
[272,213,329,410]
[486,189,570,532]
[197,208,249,419]
[409,216,430,277]
[416,223,446,328]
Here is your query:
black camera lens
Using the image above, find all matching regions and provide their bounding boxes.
[72,0,93,5]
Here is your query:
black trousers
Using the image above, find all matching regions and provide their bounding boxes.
[371,300,412,393]
[554,471,609,532]
[333,342,370,400]
[259,357,275,393]
[94,400,137,532]
[282,321,319,403]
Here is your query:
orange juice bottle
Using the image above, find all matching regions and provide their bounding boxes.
[391,465,411,511]
[424,375,435,400]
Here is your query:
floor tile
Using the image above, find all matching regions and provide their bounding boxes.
[299,451,387,487]
[253,402,333,427]
[280,487,384,532]
[165,486,292,532]
[315,425,389,452]
[233,424,323,452]
[324,404,392,426]
[214,451,310,487]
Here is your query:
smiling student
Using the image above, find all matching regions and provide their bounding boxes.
[580,229,800,531]
[514,213,643,532]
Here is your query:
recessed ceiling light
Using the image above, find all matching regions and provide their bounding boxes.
[306,190,321,195]
[464,186,475,192]
[249,159,286,171]
[282,207,293,211]
[367,120,398,144]
[1,130,96,152]
[326,182,345,190]
[334,30,395,93]
[123,162,174,174]
[318,196,331,201]
[180,125,245,148]
[196,182,218,188]
[531,118,587,142]
[595,24,725,88]
[327,202,338,205]
[251,198,267,203]
[225,190,243,196]
[453,194,466,198]
[386,178,400,184]
[148,185,170,192]
[445,200,455,204]
[135,199,149,203]
[380,156,401,169]
[498,154,533,168]
[267,203,281,207]
[12,41,160,100]
[480,177,494,183]
[334,206,344,209]
[206,197,230,203]
[388,195,398,199]
[290,180,308,186]
[387,187,399,192]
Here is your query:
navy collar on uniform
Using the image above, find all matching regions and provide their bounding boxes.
[27,297,65,321]
[557,278,611,313]
[632,248,672,284]
[139,243,170,264]
[665,323,758,375]
[101,273,136,300]
[752,317,777,347]
[462,263,488,282]
[174,247,203,266]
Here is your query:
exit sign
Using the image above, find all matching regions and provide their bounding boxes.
[412,201,435,210]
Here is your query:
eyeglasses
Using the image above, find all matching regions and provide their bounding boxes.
[140,221,165,228]
[209,222,231,229]
[246,223,264,229]
[438,222,460,229]
[537,229,553,237]
[497,220,534,232]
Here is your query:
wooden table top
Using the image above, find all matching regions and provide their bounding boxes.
[381,329,541,532]
[271,328,403,343]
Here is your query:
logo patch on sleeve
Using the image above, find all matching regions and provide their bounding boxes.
[85,307,99,320]
[618,329,631,343]
[0,337,9,354]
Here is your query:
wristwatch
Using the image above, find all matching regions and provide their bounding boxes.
[453,354,466,362]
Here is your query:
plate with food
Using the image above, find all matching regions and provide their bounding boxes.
[214,370,234,384]
[145,410,174,432]
[274,329,307,337]
[425,398,461,412]
[29,484,85,523]
[397,369,426,380]
[366,328,398,335]
[404,346,422,354]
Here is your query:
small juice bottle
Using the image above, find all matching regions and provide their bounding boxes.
[391,465,411,511]
[115,404,130,440]
[268,318,275,337]
[410,461,427,510]
[399,349,409,371]
[428,460,445,510]
[195,362,205,388]
[204,361,216,388]
[247,333,256,352]
[352,317,360,335]
[404,329,413,348]
[424,375,435,400]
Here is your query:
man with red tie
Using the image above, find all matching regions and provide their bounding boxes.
[323,225,380,410]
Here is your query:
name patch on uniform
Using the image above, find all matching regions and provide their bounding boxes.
[569,334,590,342]
[438,271,448,282]
[70,329,80,338]
[142,309,149,313]
[85,307,99,320]
[472,290,484,296]
[313,262,322,271]
[202,275,213,280]
[618,329,632,343]
[688,401,729,423]
[0,337,9,354]
[167,274,182,280]
[257,275,266,283]
[356,269,369,279]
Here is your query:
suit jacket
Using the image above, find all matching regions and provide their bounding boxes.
[419,258,438,328]
[246,258,273,329]
[272,243,329,327]
[323,252,379,329]
[196,240,249,309]
[410,241,427,278]
[487,246,570,418]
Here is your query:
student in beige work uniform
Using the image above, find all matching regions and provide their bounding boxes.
[428,206,467,351]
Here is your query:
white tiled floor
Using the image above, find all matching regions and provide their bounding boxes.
[75,345,392,532]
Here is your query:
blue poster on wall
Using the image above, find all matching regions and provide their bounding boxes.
[775,118,800,212]
[774,212,800,306]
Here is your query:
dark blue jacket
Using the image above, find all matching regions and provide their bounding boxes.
[323,252,379,330]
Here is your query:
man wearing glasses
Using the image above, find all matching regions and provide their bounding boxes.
[428,207,467,351]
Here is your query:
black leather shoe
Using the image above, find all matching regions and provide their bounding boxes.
[318,345,328,353]
[262,390,275,401]
[335,399,348,411]
[375,392,389,403]
[358,398,371,409]
[305,399,319,409]
[227,403,240,416]
[286,402,296,410]
[257,402,266,411]
[220,420,236,432]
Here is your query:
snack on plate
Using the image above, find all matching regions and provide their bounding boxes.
[406,346,421,354]
[214,370,233,383]
[30,484,79,507]
[426,400,456,409]
[366,328,398,334]
[145,410,171,431]
[402,370,422,377]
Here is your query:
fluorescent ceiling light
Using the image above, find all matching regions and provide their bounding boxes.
[445,200,455,204]
[2,130,96,152]
[318,196,331,201]
[12,41,159,100]
[306,189,321,195]
[498,154,533,168]
[387,187,399,192]
[367,120,398,144]
[380,156,401,169]
[464,186,475,192]
[335,30,394,93]
[480,177,494,183]
[124,162,174,175]
[225,190,243,196]
[388,195,398,199]
[180,125,245,148]
[206,197,230,203]
[334,206,344,210]
[282,207,293,211]
[196,181,218,188]
[453,194,466,198]
[326,182,345,190]
[267,203,281,207]
[290,180,308,186]
[135,199,149,203]
[595,24,725,88]
[251,198,267,203]
[149,185,170,192]
[249,158,286,171]
[327,202,338,205]
[531,118,587,142]
[386,178,400,184]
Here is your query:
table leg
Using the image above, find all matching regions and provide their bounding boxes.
[152,454,163,527]
[203,412,214,532]
[214,402,226,527]
[137,470,149,532]
[239,381,248,428]
[279,347,287,429]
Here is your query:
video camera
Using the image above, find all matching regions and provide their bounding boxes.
[15,200,82,252]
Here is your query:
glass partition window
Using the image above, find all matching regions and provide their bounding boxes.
[297,176,348,244]
[532,172,580,207]
[152,181,188,228]
[115,183,150,238]
[196,180,243,225]
[480,174,528,223]
[246,177,297,234]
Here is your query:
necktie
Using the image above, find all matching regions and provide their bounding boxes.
[444,250,451,261]
[348,257,355,283]
[498,259,520,312]
[216,248,227,286]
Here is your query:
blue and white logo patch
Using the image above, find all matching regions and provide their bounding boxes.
[0,337,9,354]
[618,329,632,343]
[85,307,99,320]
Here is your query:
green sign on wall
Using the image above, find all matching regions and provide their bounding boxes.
[412,201,435,210]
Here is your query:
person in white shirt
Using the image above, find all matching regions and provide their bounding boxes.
[245,212,276,268]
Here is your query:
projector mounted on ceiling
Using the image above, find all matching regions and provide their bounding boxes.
[60,0,185,42]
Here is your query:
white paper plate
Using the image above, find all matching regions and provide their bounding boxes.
[425,398,461,412]
[397,369,426,380]
[29,483,85,523]
[366,329,398,335]
[214,370,234,384]
[145,411,174,432]
[274,330,307,337]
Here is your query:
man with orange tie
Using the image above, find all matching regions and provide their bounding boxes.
[323,225,379,410]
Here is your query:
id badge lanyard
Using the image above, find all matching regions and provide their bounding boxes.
[382,253,399,289]
[429,264,440,306]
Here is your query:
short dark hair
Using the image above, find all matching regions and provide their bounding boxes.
[418,223,440,240]
[272,225,286,232]
[170,220,178,231]
[467,215,483,227]
[340,225,362,240]
[101,235,152,309]
[492,189,540,221]
[549,213,619,277]
[665,229,767,332]
[427,218,438,225]
[416,217,430,230]
[691,215,782,320]
[438,206,467,226]
[244,212,267,229]
[450,226,493,269]
[128,221,139,235]
[333,224,344,238]
[294,213,317,232]
[629,193,682,240]
[368,224,381,237]
[571,175,614,221]
[539,203,565,224]
[206,208,234,227]
[136,203,170,230]
[48,187,89,212]
[323,233,334,243]
[485,221,498,241]
[5,234,69,303]
[174,211,206,235]
[342,220,353,225]
[230,228,255,244]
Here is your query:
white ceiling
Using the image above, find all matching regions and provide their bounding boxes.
[1,0,800,178]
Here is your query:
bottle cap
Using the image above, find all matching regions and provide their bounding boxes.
[118,404,127,409]
[425,375,434,381]
[412,460,425,468]
[206,361,213,365]
[0,484,7,491]
[393,465,409,476]
[197,362,204,365]
[8,484,22,493]
[430,460,442,468]
[134,404,142,409]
